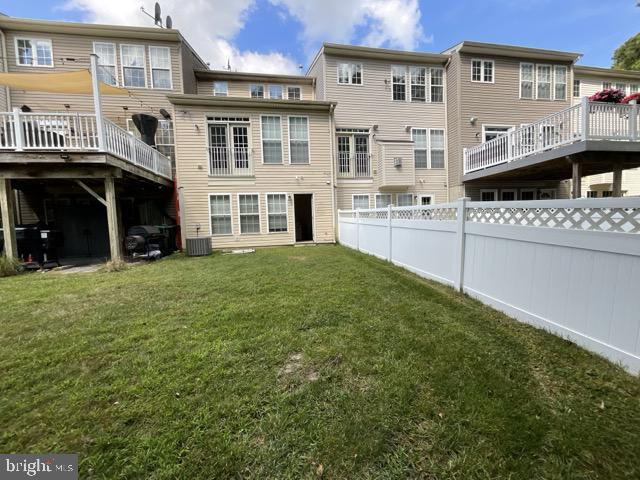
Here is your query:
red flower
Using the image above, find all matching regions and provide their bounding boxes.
[589,88,626,103]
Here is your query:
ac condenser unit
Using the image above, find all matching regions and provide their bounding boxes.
[186,237,212,256]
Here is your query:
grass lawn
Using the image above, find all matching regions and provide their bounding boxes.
[1,245,639,479]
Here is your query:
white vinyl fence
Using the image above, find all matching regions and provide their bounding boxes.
[338,198,640,374]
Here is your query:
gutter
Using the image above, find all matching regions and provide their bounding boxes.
[444,56,451,203]
[328,104,337,242]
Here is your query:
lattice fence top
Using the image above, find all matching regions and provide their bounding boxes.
[358,210,389,220]
[466,206,640,233]
[392,206,457,221]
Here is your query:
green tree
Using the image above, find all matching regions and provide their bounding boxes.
[613,33,640,70]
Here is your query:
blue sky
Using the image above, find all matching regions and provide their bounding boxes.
[0,0,638,72]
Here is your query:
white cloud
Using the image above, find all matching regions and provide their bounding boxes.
[271,0,428,51]
[61,0,300,73]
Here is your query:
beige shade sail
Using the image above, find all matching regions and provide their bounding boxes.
[0,70,128,95]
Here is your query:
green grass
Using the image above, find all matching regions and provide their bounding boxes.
[1,245,639,479]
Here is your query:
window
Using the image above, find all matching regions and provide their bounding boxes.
[587,191,598,198]
[16,38,53,67]
[483,125,512,142]
[480,189,497,202]
[288,116,309,164]
[210,194,232,235]
[615,83,627,95]
[392,66,406,101]
[536,65,552,100]
[267,194,288,232]
[554,66,567,100]
[337,63,362,85]
[603,82,612,90]
[520,63,534,99]
[631,84,640,94]
[93,42,116,85]
[429,129,445,168]
[539,189,556,200]
[520,188,536,200]
[149,46,171,89]
[410,67,426,102]
[287,86,301,100]
[269,85,283,99]
[419,195,433,206]
[250,84,264,98]
[412,128,428,168]
[397,193,413,206]
[121,45,146,87]
[213,81,228,96]
[430,68,444,102]
[238,194,260,234]
[501,189,517,201]
[472,59,493,83]
[573,79,581,97]
[601,190,613,198]
[261,116,282,164]
[352,195,370,210]
[376,194,392,208]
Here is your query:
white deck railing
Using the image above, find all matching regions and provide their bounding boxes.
[208,146,253,176]
[464,99,640,174]
[0,109,172,180]
[337,152,371,178]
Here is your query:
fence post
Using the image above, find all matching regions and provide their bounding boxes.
[581,97,590,140]
[454,197,468,292]
[12,107,24,151]
[387,204,393,262]
[631,103,638,141]
[355,209,360,251]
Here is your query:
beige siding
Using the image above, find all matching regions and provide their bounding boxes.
[307,54,325,100]
[180,45,205,94]
[173,106,335,248]
[377,141,415,188]
[196,79,314,100]
[446,51,463,199]
[450,53,573,198]
[3,29,184,129]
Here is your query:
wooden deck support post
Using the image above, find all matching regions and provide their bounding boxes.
[612,167,623,197]
[0,179,17,259]
[104,177,123,262]
[572,160,582,199]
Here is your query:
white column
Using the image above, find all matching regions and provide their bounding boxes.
[12,107,23,151]
[90,53,106,151]
[581,97,590,140]
[387,203,393,262]
[355,209,360,252]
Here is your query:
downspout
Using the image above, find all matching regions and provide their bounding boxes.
[329,104,337,242]
[0,28,11,109]
[443,57,451,203]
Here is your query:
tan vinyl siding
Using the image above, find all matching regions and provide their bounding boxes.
[307,54,325,100]
[173,106,335,248]
[450,53,572,197]
[197,80,314,100]
[3,29,184,129]
[464,180,570,201]
[180,44,204,94]
[446,51,463,199]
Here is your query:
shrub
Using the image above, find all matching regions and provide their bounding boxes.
[0,255,22,277]
[589,88,626,103]
[621,92,640,104]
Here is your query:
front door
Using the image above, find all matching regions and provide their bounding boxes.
[293,194,313,242]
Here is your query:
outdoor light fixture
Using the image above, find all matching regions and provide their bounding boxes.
[469,117,477,125]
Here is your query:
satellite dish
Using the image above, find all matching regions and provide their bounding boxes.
[165,15,173,29]
[154,2,162,26]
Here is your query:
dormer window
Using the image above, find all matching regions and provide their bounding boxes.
[16,38,53,67]
[471,59,493,83]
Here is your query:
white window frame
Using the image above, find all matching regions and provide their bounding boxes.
[375,193,393,208]
[573,78,581,97]
[237,193,261,235]
[208,193,233,236]
[288,115,310,165]
[266,192,289,233]
[287,85,302,100]
[149,46,172,89]
[418,194,434,206]
[536,64,552,100]
[15,37,53,68]
[554,66,567,101]
[250,84,265,98]
[120,44,147,88]
[268,84,284,99]
[337,62,363,85]
[500,189,517,201]
[520,188,536,201]
[213,81,228,96]
[396,193,414,207]
[260,115,283,165]
[430,67,444,103]
[481,125,513,143]
[480,189,498,202]
[602,82,612,90]
[93,42,117,85]
[409,66,427,103]
[471,59,494,83]
[519,62,534,99]
[429,128,446,169]
[352,194,370,210]
[411,127,428,169]
[391,65,407,101]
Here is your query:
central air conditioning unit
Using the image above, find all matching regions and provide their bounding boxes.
[393,156,402,167]
[186,237,212,256]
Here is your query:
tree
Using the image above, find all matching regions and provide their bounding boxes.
[613,33,640,71]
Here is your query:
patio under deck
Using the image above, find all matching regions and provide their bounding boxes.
[462,99,640,193]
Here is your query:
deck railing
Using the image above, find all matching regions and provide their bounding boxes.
[337,152,371,178]
[208,146,253,176]
[463,99,640,174]
[0,109,172,180]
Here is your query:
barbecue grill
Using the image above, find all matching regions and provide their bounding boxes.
[125,225,168,259]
